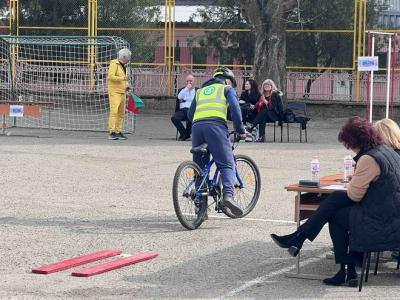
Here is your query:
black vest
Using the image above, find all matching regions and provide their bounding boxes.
[349,145,400,252]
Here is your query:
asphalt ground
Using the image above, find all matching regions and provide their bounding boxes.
[1,113,400,299]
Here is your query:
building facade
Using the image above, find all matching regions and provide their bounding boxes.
[379,0,400,27]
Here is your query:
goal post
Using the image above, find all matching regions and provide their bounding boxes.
[0,35,136,132]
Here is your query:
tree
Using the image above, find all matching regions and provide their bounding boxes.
[97,0,162,63]
[192,0,385,102]
[20,0,87,27]
[18,0,162,63]
[240,0,297,100]
[191,0,297,101]
[285,0,385,97]
[188,1,254,66]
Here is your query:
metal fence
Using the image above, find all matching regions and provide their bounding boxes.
[0,0,399,102]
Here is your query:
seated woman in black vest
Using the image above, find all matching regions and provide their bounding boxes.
[238,78,260,124]
[271,116,400,287]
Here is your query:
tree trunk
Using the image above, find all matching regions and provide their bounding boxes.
[241,0,297,105]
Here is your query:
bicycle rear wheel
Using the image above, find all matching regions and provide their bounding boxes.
[223,154,261,218]
[172,161,207,230]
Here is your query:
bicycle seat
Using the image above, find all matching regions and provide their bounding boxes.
[190,143,208,155]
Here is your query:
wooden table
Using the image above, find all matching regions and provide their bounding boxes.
[284,174,346,279]
[0,101,55,135]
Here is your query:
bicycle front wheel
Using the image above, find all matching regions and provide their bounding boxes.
[223,154,261,218]
[172,161,207,230]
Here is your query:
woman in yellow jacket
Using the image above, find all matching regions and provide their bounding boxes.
[108,48,131,140]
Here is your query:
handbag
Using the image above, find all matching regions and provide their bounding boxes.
[283,108,296,123]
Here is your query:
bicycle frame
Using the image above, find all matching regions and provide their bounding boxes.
[194,157,244,210]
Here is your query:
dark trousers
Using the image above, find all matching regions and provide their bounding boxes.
[171,108,191,138]
[251,110,273,138]
[298,191,361,264]
[241,106,256,124]
[191,121,236,196]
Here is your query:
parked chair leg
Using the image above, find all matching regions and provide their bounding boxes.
[365,252,372,282]
[287,123,289,142]
[359,252,369,292]
[397,252,400,270]
[280,125,283,143]
[374,252,380,275]
[305,128,308,142]
[299,124,302,143]
[273,123,276,142]
[175,129,179,141]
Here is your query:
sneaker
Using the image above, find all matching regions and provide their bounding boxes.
[245,131,253,142]
[116,132,127,140]
[108,132,118,140]
[252,127,259,141]
[223,194,243,216]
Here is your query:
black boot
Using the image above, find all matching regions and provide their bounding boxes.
[270,231,306,257]
[323,264,358,287]
[346,264,358,287]
[323,266,346,286]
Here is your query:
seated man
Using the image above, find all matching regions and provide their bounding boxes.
[171,74,196,141]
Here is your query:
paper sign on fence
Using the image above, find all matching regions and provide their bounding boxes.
[9,105,24,117]
[358,56,379,71]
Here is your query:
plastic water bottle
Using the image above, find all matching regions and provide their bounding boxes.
[343,154,353,182]
[310,157,320,181]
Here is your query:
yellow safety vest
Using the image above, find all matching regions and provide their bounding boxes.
[193,83,228,122]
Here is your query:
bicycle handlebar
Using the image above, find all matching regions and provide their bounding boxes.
[229,130,247,143]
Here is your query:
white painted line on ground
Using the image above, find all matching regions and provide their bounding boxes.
[222,251,330,298]
[207,214,296,224]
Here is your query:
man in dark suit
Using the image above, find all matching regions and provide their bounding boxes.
[171,74,196,141]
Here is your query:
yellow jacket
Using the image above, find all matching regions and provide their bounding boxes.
[108,59,128,93]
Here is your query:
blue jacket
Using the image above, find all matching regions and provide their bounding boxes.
[187,77,245,134]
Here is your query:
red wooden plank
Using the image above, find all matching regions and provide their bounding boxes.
[32,249,123,274]
[71,251,158,277]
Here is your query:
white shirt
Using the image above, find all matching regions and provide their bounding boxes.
[177,87,196,109]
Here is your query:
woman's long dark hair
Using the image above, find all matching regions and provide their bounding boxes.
[338,116,383,153]
[246,78,259,96]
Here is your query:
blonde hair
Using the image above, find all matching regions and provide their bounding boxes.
[374,118,400,150]
[261,79,278,95]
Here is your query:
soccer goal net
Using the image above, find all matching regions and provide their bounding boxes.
[0,35,136,132]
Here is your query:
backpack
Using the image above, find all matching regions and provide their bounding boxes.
[283,108,296,123]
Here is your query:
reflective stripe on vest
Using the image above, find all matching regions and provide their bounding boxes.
[193,84,228,122]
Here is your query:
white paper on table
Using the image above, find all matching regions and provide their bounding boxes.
[322,184,347,191]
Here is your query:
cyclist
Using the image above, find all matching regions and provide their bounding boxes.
[187,66,246,217]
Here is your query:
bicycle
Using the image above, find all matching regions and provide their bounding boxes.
[172,131,261,230]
